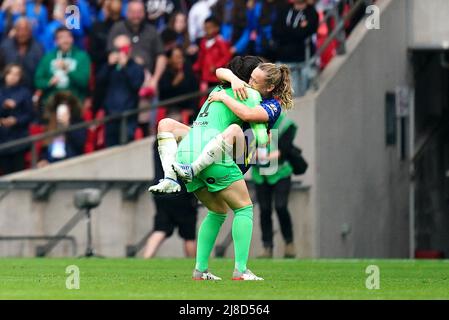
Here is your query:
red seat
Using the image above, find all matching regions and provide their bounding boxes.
[24,123,45,168]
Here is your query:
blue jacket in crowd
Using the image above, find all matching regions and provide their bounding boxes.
[0,85,34,154]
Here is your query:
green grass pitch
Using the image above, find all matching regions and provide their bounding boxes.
[0,258,448,299]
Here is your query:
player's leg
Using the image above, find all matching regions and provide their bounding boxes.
[149,118,191,193]
[173,124,246,182]
[191,187,230,280]
[216,180,263,280]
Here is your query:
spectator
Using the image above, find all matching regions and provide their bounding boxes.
[0,64,34,175]
[89,0,124,114]
[40,0,85,52]
[25,0,49,41]
[108,0,167,134]
[0,18,44,89]
[34,26,91,109]
[273,0,318,96]
[192,16,231,91]
[97,34,144,147]
[144,0,179,32]
[159,46,198,122]
[143,139,198,258]
[254,0,283,60]
[38,91,87,165]
[252,112,298,258]
[167,11,198,60]
[160,28,178,52]
[187,0,217,45]
[211,0,250,56]
[0,0,26,39]
[108,0,166,83]
[90,0,124,67]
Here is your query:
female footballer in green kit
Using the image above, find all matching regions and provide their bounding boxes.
[150,57,293,280]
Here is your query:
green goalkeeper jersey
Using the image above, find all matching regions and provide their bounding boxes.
[177,85,267,163]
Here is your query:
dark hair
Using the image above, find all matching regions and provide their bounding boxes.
[165,46,183,59]
[161,28,178,45]
[54,26,72,38]
[204,16,220,27]
[2,63,23,85]
[225,55,263,85]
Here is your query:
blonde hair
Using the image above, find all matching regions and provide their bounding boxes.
[258,63,294,110]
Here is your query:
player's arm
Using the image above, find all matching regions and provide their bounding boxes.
[216,68,250,100]
[207,90,269,123]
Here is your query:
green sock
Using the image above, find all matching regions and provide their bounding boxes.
[195,211,227,272]
[232,204,254,273]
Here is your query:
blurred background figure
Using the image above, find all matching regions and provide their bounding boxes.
[0,17,44,90]
[192,16,231,104]
[0,63,34,175]
[167,10,198,62]
[252,112,298,258]
[108,0,167,136]
[97,34,144,147]
[273,0,318,96]
[38,90,86,166]
[34,26,91,115]
[143,139,198,258]
[187,0,217,47]
[40,0,86,52]
[159,46,198,123]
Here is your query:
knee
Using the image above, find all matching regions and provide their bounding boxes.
[158,118,176,132]
[223,124,243,140]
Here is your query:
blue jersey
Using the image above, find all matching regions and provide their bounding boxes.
[237,98,282,174]
[260,98,282,130]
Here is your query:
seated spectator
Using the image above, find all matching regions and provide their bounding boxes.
[193,16,231,91]
[0,18,44,89]
[40,0,85,52]
[96,34,144,147]
[273,0,318,96]
[38,91,87,165]
[0,64,34,175]
[159,46,198,122]
[34,26,91,110]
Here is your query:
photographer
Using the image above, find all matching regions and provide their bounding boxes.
[96,34,145,147]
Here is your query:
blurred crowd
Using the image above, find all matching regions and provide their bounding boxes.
[0,0,367,175]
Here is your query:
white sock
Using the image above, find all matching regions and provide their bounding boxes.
[191,134,233,175]
[157,132,178,180]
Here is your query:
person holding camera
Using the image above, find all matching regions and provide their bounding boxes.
[96,33,145,147]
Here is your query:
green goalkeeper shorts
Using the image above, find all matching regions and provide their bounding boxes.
[176,150,243,193]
